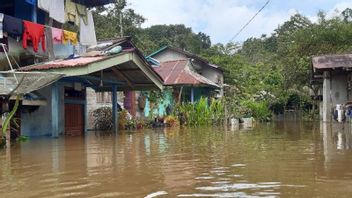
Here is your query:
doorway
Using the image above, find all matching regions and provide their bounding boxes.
[64,104,84,136]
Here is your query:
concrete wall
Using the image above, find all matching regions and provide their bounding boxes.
[199,66,224,97]
[86,88,124,130]
[0,37,74,70]
[322,72,349,122]
[152,49,187,62]
[21,84,65,136]
[331,74,348,105]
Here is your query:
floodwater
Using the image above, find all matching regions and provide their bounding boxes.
[1,122,352,197]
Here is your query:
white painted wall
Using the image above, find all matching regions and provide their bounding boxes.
[152,49,187,62]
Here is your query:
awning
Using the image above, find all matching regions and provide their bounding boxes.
[313,54,352,70]
[0,71,64,95]
[19,51,164,91]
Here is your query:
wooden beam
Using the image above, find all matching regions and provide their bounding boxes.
[132,53,164,90]
[116,68,140,72]
[111,67,134,88]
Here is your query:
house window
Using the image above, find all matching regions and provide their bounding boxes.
[96,92,112,103]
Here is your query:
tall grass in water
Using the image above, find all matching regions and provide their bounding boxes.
[175,97,225,126]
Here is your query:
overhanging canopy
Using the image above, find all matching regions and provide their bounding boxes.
[0,71,64,95]
[19,52,164,91]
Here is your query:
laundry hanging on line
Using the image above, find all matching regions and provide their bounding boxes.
[3,14,23,39]
[51,27,63,45]
[63,30,78,45]
[23,20,46,52]
[65,0,81,26]
[80,10,97,46]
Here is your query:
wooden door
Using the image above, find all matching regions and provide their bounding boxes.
[64,104,84,136]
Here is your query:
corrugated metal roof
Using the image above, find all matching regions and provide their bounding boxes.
[19,56,108,71]
[313,54,352,70]
[147,46,224,72]
[153,60,219,88]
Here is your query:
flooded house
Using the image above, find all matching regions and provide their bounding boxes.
[148,46,224,99]
[139,46,224,117]
[312,54,352,122]
[0,1,163,137]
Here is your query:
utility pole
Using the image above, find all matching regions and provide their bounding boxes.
[118,0,124,37]
[120,11,123,37]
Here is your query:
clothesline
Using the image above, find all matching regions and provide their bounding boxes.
[1,10,96,53]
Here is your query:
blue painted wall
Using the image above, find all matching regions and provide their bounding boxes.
[21,84,65,137]
[144,90,174,117]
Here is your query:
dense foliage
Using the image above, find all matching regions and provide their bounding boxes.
[93,2,352,120]
[174,97,225,126]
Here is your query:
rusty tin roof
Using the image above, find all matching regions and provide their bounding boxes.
[20,56,108,71]
[153,60,219,88]
[313,54,352,70]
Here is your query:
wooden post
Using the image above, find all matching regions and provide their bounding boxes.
[51,83,59,137]
[5,114,10,147]
[323,71,331,122]
[84,100,88,134]
[224,97,228,127]
[178,87,183,104]
[112,85,118,134]
[46,17,55,61]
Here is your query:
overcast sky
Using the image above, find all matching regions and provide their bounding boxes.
[128,0,352,44]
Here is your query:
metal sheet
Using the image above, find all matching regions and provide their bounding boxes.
[0,71,64,95]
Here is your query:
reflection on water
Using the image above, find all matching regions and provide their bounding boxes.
[1,122,352,197]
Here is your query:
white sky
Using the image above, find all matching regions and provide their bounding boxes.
[128,0,352,44]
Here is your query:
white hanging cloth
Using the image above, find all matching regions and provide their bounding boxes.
[38,0,65,23]
[38,0,50,12]
[80,10,97,46]
[50,0,65,23]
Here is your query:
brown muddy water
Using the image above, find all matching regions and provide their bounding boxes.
[1,121,352,197]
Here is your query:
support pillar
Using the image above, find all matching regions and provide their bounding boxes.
[112,85,118,134]
[323,71,331,122]
[191,87,195,104]
[84,101,88,134]
[51,83,59,137]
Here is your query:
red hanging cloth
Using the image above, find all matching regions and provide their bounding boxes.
[22,20,46,52]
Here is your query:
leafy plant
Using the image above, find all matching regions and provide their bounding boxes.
[241,100,272,122]
[164,115,179,127]
[174,97,226,126]
[92,107,113,131]
[118,109,129,130]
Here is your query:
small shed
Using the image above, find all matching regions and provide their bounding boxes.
[18,38,163,137]
[312,54,352,122]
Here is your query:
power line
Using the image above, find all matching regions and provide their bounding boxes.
[229,0,271,42]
